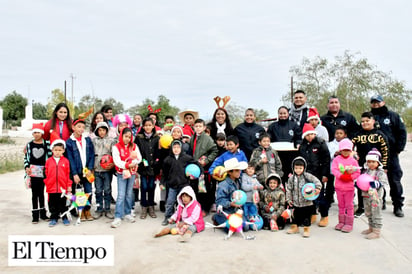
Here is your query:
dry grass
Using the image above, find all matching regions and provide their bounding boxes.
[0,152,22,174]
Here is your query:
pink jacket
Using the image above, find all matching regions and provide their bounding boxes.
[332,155,360,192]
[171,186,205,232]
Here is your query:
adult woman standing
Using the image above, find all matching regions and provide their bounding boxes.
[267,106,301,184]
[43,103,72,141]
[234,108,265,160]
[207,108,235,141]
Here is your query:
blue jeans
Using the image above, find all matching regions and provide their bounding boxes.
[165,187,182,218]
[95,171,112,212]
[115,175,135,219]
[243,202,258,220]
[140,175,155,207]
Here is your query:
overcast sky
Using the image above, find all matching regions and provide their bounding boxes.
[1,0,411,119]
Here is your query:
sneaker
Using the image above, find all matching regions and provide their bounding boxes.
[105,211,114,219]
[93,211,104,219]
[124,214,136,223]
[354,209,364,218]
[111,218,122,228]
[49,219,57,227]
[161,217,169,226]
[63,218,70,226]
[131,210,136,217]
[394,207,404,217]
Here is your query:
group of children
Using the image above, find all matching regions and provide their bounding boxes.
[24,106,388,242]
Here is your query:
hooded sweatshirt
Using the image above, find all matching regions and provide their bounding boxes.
[258,173,285,219]
[161,141,195,189]
[286,157,322,207]
[92,122,116,172]
[170,186,205,232]
[112,128,142,175]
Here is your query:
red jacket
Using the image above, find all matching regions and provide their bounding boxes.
[43,119,72,141]
[44,156,72,193]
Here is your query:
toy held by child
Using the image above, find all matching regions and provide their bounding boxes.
[24,123,52,223]
[331,138,360,233]
[286,157,322,238]
[258,173,286,231]
[154,186,204,242]
[358,149,388,239]
[241,164,264,223]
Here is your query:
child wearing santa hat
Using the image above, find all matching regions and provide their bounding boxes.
[307,107,329,142]
[24,123,52,224]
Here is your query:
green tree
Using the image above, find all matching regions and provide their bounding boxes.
[127,95,179,124]
[102,98,124,115]
[33,102,48,119]
[286,51,412,119]
[74,95,103,123]
[46,89,74,118]
[0,91,28,126]
[402,107,412,133]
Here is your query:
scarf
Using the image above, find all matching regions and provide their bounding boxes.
[70,134,87,169]
[216,122,226,135]
[289,103,308,126]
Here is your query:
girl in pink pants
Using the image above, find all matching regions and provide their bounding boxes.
[331,138,360,233]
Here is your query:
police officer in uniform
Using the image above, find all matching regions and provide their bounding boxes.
[370,95,407,217]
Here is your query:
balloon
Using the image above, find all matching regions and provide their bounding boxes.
[170,228,178,235]
[249,215,263,230]
[159,134,173,149]
[301,183,319,201]
[212,166,227,181]
[356,174,374,191]
[231,190,247,206]
[185,164,201,179]
[100,154,114,170]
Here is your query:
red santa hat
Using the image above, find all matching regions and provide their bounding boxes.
[307,107,321,123]
[32,123,44,135]
[302,123,317,139]
[50,131,66,149]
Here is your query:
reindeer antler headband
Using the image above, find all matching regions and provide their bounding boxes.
[213,96,231,109]
[148,105,161,113]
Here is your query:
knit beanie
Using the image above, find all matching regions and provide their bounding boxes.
[338,138,353,151]
[365,148,382,166]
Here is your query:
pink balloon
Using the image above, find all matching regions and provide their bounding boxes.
[356,174,374,191]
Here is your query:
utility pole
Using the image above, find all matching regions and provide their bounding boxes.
[70,73,76,106]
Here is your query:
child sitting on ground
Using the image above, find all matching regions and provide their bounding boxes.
[154,186,204,242]
[259,173,285,231]
[286,156,322,238]
[359,149,388,239]
[241,163,263,221]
